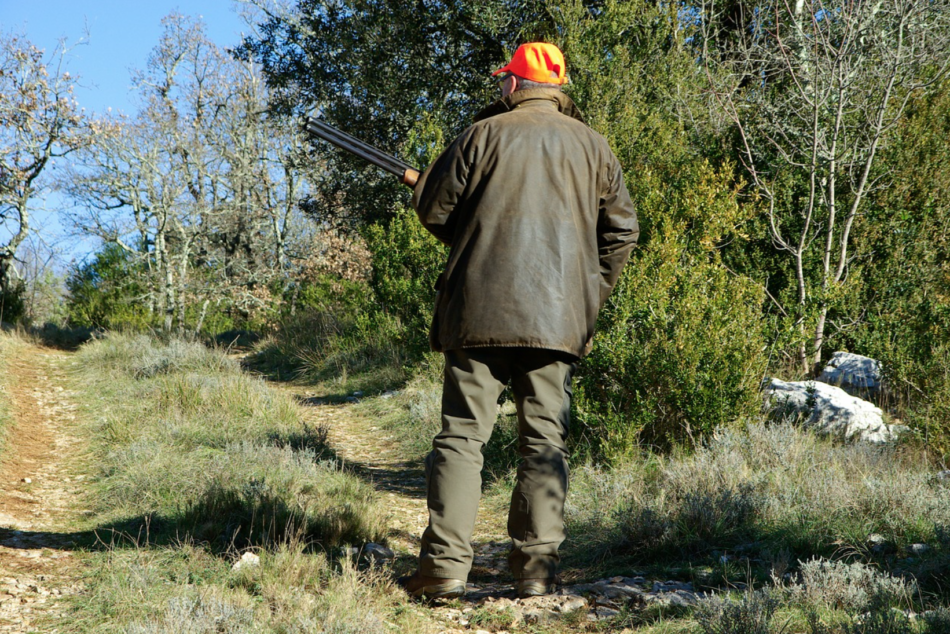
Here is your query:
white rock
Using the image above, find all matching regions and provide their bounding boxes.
[818,352,883,399]
[231,552,260,571]
[765,378,904,444]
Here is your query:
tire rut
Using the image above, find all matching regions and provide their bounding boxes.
[0,345,85,633]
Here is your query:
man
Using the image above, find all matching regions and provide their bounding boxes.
[401,42,638,599]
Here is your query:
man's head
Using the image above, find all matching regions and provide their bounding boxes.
[493,43,566,97]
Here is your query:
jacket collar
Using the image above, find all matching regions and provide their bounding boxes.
[473,89,587,125]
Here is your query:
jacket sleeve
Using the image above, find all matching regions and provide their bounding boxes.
[597,155,639,306]
[410,127,476,247]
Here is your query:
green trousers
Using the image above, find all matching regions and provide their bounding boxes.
[419,347,578,581]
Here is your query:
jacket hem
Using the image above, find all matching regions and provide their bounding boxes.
[449,342,582,358]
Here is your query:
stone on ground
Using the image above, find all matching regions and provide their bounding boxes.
[818,351,884,400]
[764,378,906,443]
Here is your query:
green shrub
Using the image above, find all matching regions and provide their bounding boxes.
[364,205,447,358]
[66,243,153,330]
[0,280,25,324]
[843,80,950,463]
[576,162,767,459]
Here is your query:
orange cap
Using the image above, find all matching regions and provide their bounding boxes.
[492,42,566,85]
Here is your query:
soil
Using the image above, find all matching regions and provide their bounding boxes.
[0,344,85,633]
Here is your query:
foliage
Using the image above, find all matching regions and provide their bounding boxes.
[699,0,950,375]
[0,279,24,324]
[66,243,152,330]
[237,0,565,227]
[364,206,447,357]
[845,81,950,462]
[69,14,311,334]
[576,159,766,457]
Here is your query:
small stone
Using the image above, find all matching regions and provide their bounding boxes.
[867,533,894,554]
[362,543,395,563]
[557,597,587,612]
[523,608,558,624]
[231,552,260,571]
[907,543,931,556]
[593,606,621,620]
[21,478,31,484]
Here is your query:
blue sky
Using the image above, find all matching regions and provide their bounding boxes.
[0,1,252,265]
[0,0,250,115]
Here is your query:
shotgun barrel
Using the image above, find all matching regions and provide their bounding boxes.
[304,117,420,186]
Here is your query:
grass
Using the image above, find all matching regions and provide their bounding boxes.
[70,541,431,633]
[58,332,420,632]
[561,422,950,601]
[73,333,387,550]
[247,310,411,394]
[0,330,24,460]
[42,329,950,633]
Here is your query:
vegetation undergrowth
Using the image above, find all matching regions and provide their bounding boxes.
[60,332,432,632]
[563,423,950,595]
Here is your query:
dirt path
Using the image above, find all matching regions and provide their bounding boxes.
[0,344,85,633]
[287,388,513,589]
[280,387,703,632]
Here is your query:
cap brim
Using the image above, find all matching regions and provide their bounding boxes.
[491,65,511,77]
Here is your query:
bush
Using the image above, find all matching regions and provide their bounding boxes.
[0,280,25,324]
[784,559,917,613]
[575,162,767,459]
[363,205,447,358]
[695,590,779,634]
[66,243,153,330]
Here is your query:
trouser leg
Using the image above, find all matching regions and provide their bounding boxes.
[507,350,577,580]
[419,349,508,579]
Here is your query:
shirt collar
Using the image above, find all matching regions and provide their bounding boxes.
[473,89,587,125]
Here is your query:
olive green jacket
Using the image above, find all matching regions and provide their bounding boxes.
[411,89,638,357]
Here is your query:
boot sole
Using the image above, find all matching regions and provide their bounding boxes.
[411,582,466,599]
[516,581,557,598]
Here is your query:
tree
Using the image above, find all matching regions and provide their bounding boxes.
[68,14,312,333]
[701,0,950,374]
[236,0,572,227]
[0,33,91,319]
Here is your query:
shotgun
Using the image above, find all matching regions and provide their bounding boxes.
[304,117,420,187]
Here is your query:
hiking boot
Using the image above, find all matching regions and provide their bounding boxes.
[397,572,467,600]
[516,577,558,597]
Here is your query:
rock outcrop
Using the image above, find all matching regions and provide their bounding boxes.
[764,378,906,444]
[818,352,885,400]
